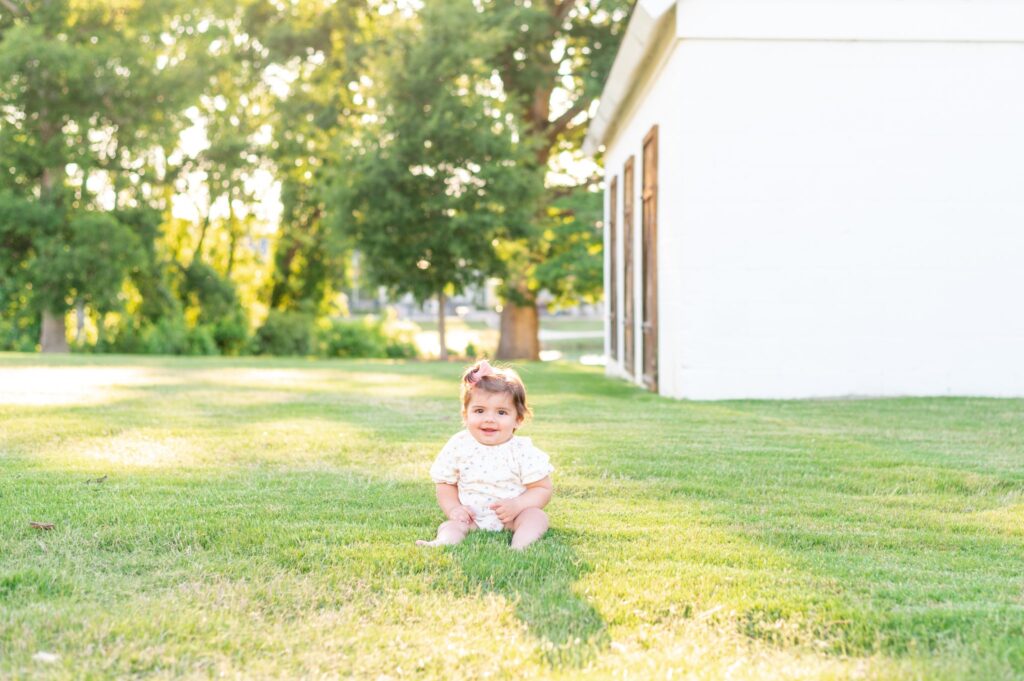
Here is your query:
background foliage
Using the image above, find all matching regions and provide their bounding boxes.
[0,0,630,358]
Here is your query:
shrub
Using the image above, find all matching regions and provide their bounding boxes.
[212,312,248,356]
[386,337,418,359]
[251,310,315,356]
[141,316,190,355]
[316,315,418,359]
[182,262,250,355]
[187,325,219,356]
[317,317,385,358]
[0,314,38,352]
[89,322,133,354]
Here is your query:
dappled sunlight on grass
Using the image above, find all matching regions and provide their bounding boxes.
[0,366,175,407]
[174,387,304,407]
[590,615,966,681]
[188,366,447,392]
[961,502,1024,538]
[29,415,434,477]
[189,367,341,387]
[80,432,195,468]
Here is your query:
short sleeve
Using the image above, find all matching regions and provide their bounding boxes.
[429,433,461,484]
[516,438,554,485]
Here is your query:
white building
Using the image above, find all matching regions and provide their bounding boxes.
[584,0,1024,400]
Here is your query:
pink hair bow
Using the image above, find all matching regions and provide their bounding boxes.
[467,360,495,385]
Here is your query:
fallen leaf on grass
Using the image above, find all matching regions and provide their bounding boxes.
[29,521,55,530]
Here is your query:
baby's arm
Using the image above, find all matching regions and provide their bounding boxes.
[489,476,552,525]
[435,483,473,524]
[519,477,552,509]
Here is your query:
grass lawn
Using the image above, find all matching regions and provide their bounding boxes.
[1,354,1022,679]
[539,317,604,333]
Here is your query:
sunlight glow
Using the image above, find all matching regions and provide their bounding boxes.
[0,367,170,407]
[82,433,191,467]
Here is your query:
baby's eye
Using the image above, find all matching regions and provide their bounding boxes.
[498,410,508,415]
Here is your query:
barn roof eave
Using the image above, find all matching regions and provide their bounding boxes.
[582,0,678,156]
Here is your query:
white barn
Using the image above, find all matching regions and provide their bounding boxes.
[584,0,1024,400]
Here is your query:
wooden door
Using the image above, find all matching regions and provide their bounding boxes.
[622,158,635,377]
[641,126,659,392]
[608,176,619,362]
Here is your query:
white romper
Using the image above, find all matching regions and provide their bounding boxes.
[429,430,554,531]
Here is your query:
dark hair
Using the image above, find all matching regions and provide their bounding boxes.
[460,360,531,423]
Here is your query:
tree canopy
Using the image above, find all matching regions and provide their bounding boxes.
[329,0,544,357]
[0,0,630,357]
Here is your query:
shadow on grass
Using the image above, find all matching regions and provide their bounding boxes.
[447,528,608,669]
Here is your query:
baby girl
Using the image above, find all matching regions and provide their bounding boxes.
[416,360,553,550]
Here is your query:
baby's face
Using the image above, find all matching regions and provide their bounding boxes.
[463,390,522,446]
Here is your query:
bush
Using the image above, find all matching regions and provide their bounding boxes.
[0,314,38,352]
[316,315,418,359]
[187,325,219,356]
[212,312,248,356]
[92,319,144,354]
[251,310,315,356]
[141,316,190,355]
[182,261,249,354]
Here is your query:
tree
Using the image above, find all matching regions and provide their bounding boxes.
[254,0,380,314]
[0,0,209,351]
[329,0,543,359]
[0,190,147,349]
[482,0,631,359]
[532,179,605,309]
[0,191,59,349]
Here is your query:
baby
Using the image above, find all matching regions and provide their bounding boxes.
[416,359,553,550]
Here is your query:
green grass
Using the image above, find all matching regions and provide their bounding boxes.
[412,317,492,332]
[1,354,1022,679]
[540,337,604,359]
[539,317,603,360]
[539,317,603,333]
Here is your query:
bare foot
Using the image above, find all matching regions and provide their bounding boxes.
[415,539,442,547]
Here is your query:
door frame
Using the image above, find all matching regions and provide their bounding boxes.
[641,125,659,392]
[608,176,619,363]
[622,157,635,378]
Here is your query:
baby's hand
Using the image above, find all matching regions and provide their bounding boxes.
[488,498,521,525]
[447,505,474,524]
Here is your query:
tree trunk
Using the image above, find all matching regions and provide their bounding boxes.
[437,291,448,361]
[194,212,211,263]
[38,159,69,353]
[269,241,300,309]
[74,300,86,344]
[41,310,69,353]
[497,302,539,360]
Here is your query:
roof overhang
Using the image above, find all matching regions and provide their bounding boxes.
[582,0,678,156]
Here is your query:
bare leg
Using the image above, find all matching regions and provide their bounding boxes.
[416,519,473,547]
[510,508,548,550]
